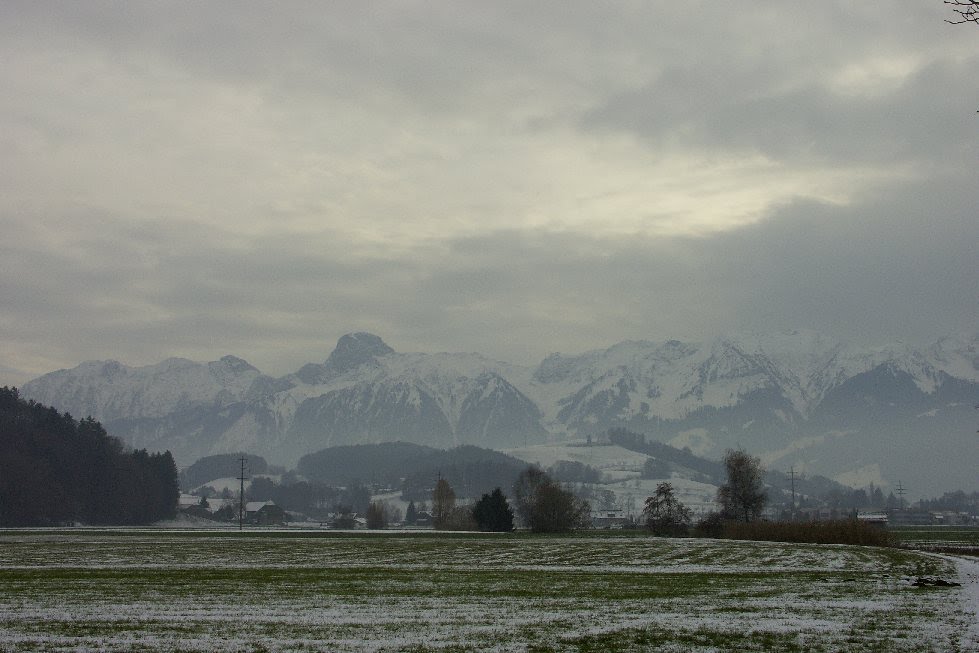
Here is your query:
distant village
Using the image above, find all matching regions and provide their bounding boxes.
[178,483,979,530]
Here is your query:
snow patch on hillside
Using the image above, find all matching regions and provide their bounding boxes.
[504,442,648,473]
[195,477,251,494]
[605,476,720,516]
[668,429,714,456]
[834,463,886,489]
[759,430,856,467]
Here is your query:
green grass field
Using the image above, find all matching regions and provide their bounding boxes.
[0,529,975,652]
[891,526,979,557]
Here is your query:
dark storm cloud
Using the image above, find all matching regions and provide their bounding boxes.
[583,57,978,165]
[717,175,978,343]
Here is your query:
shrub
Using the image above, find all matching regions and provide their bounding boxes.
[440,506,478,531]
[332,505,356,529]
[720,519,895,547]
[694,511,725,538]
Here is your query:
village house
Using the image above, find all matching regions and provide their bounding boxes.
[591,509,630,529]
[245,501,287,526]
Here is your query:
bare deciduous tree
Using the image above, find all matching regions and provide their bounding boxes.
[431,478,456,529]
[642,482,692,537]
[716,449,767,523]
[365,500,386,529]
[513,466,590,533]
[945,0,979,25]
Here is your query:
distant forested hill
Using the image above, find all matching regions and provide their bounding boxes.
[297,442,441,485]
[398,445,529,502]
[179,453,270,490]
[297,442,527,500]
[0,387,178,526]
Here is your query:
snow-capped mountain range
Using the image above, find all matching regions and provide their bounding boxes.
[19,330,979,496]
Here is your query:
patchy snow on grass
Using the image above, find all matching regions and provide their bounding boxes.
[0,529,974,652]
[948,554,979,650]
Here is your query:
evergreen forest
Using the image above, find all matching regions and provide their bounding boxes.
[0,387,179,526]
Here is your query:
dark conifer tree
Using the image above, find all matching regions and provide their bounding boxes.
[472,487,514,532]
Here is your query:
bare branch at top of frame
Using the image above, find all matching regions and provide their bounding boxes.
[945,0,979,25]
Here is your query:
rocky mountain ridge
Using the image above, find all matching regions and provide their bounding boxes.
[19,330,979,496]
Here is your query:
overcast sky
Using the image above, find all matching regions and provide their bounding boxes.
[1,1,977,384]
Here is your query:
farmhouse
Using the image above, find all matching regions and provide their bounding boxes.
[591,509,630,529]
[856,512,889,527]
[245,501,287,525]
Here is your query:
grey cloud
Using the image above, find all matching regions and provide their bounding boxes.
[0,3,550,113]
[2,170,976,379]
[400,171,977,359]
[714,175,978,344]
[10,2,934,118]
[0,2,976,383]
[583,52,978,167]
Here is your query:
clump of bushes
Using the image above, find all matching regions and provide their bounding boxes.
[694,514,895,547]
[693,512,725,539]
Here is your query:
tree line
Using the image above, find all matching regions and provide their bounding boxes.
[642,449,891,547]
[0,387,179,526]
[423,466,591,533]
[608,426,890,514]
[380,448,892,546]
[354,450,766,535]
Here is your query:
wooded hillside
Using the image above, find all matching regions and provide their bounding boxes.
[0,387,178,526]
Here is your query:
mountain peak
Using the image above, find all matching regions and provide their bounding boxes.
[212,355,259,375]
[326,332,395,374]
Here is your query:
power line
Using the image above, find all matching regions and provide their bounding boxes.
[789,466,797,520]
[895,481,907,511]
[237,456,249,531]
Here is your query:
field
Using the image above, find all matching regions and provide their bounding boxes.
[1,529,977,652]
[891,526,979,556]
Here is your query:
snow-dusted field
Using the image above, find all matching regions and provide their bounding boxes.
[0,529,975,652]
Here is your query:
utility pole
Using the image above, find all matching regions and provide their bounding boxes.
[237,456,249,531]
[895,481,906,511]
[789,466,797,521]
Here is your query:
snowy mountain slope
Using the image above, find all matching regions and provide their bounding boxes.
[267,339,547,461]
[515,331,978,494]
[522,330,977,432]
[18,330,979,495]
[23,333,549,466]
[521,335,820,434]
[21,355,265,422]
